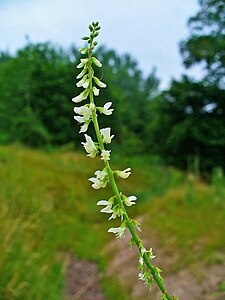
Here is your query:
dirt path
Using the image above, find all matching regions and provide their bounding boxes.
[65,228,224,300]
[104,230,225,300]
[65,257,106,300]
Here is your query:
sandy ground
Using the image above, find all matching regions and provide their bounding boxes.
[65,257,105,300]
[65,231,225,300]
[104,231,225,300]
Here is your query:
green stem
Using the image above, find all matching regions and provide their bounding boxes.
[87,38,173,300]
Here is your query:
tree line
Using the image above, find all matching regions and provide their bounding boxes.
[0,0,224,174]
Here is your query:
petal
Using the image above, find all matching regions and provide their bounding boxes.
[104,102,112,109]
[97,200,109,206]
[93,76,107,88]
[74,116,85,123]
[79,123,88,133]
[92,57,102,67]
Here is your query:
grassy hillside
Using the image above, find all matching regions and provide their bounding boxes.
[0,145,224,299]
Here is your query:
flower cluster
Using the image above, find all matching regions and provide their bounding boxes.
[72,22,178,300]
[72,21,138,238]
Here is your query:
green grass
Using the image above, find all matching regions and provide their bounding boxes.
[0,145,224,299]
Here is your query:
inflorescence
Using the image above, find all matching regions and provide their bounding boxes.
[72,21,178,300]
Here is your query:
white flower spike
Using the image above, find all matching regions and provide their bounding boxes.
[71,22,176,299]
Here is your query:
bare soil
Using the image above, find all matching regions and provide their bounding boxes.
[65,224,224,300]
[65,257,106,300]
[104,230,225,300]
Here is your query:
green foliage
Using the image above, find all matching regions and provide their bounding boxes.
[0,43,159,152]
[0,43,76,146]
[147,77,225,173]
[180,0,225,85]
[0,146,224,299]
[146,0,225,173]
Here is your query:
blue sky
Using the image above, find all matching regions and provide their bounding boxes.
[0,0,201,88]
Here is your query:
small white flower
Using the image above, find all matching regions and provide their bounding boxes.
[100,128,114,144]
[89,177,105,189]
[76,75,89,88]
[124,195,137,206]
[138,272,145,281]
[72,90,89,103]
[101,150,111,161]
[79,123,88,133]
[94,170,107,181]
[97,200,113,213]
[74,116,85,123]
[116,168,131,179]
[78,48,88,55]
[92,57,102,67]
[82,134,98,158]
[108,226,126,238]
[103,102,113,115]
[93,76,106,88]
[93,86,100,96]
[77,58,88,68]
[76,67,87,79]
[74,106,92,121]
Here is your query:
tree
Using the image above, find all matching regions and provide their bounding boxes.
[0,43,159,150]
[180,0,225,86]
[147,0,225,173]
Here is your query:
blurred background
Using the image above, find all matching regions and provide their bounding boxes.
[0,0,224,299]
